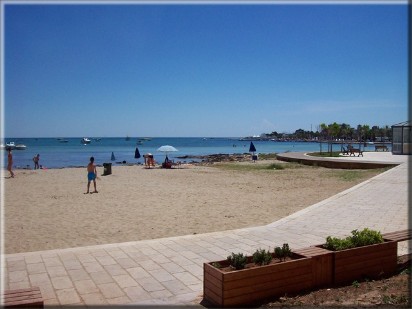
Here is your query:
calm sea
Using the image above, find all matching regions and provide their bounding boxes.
[2,137,377,169]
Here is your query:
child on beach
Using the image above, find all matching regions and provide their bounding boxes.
[86,156,98,194]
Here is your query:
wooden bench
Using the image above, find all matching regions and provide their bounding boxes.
[2,287,43,308]
[349,148,363,157]
[375,145,388,152]
[382,229,412,242]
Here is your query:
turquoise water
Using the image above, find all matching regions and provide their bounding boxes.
[2,137,377,169]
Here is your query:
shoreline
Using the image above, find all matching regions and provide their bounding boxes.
[10,152,259,170]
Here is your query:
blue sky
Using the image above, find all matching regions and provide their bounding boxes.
[2,2,408,137]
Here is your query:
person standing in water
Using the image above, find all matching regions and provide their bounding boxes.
[33,154,40,169]
[7,148,15,178]
[86,156,98,194]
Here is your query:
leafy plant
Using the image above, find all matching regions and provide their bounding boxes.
[323,228,384,251]
[352,280,360,288]
[227,252,247,270]
[211,262,221,269]
[350,228,383,247]
[274,243,292,261]
[252,248,273,266]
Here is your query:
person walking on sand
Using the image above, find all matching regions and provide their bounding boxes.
[7,148,15,178]
[33,154,40,170]
[86,156,98,194]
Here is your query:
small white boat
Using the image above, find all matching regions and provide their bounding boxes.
[15,144,27,150]
[81,138,91,144]
[6,142,16,149]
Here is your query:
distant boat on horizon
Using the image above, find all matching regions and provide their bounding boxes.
[81,138,91,144]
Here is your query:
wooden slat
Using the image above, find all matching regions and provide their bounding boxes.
[2,287,43,308]
[382,229,412,242]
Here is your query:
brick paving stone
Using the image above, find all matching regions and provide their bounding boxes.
[82,261,105,273]
[55,288,81,305]
[8,270,28,283]
[107,295,132,305]
[27,262,46,275]
[116,257,139,268]
[25,255,43,264]
[138,260,162,271]
[138,277,165,292]
[148,268,175,282]
[29,272,51,286]
[149,289,173,299]
[112,274,139,288]
[127,266,152,280]
[104,264,128,276]
[61,259,83,270]
[8,280,31,290]
[106,249,129,259]
[38,283,57,300]
[80,292,109,305]
[42,257,63,267]
[123,285,151,301]
[76,253,97,264]
[160,262,185,274]
[161,279,193,295]
[173,271,201,286]
[7,260,26,272]
[97,282,125,298]
[46,265,68,277]
[67,268,91,281]
[89,270,114,284]
[74,279,100,294]
[51,276,74,290]
[95,255,117,266]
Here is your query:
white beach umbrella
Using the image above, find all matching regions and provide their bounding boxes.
[157,145,178,160]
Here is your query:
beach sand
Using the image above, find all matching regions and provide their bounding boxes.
[4,160,384,254]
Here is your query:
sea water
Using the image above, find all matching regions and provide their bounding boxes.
[2,137,375,169]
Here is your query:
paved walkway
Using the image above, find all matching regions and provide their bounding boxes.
[1,153,409,306]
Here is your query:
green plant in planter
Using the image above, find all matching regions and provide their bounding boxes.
[274,243,292,261]
[350,228,383,247]
[324,228,384,251]
[227,252,247,270]
[252,248,273,266]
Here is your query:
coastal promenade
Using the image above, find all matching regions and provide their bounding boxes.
[2,153,409,306]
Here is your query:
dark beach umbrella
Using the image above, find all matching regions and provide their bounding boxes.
[249,141,257,162]
[111,152,116,161]
[135,147,141,159]
[249,142,257,153]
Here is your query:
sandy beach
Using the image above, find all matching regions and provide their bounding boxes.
[4,160,385,254]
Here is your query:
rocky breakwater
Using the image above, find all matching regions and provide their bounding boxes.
[177,153,252,165]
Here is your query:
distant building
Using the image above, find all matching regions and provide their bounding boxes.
[392,121,411,155]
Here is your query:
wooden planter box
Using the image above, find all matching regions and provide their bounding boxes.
[294,246,333,289]
[203,253,312,307]
[318,240,397,285]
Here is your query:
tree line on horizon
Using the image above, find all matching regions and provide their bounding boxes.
[266,123,392,141]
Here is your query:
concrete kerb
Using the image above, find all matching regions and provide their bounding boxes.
[276,152,403,169]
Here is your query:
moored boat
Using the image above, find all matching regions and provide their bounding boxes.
[15,144,27,150]
[5,142,16,149]
[81,138,91,144]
